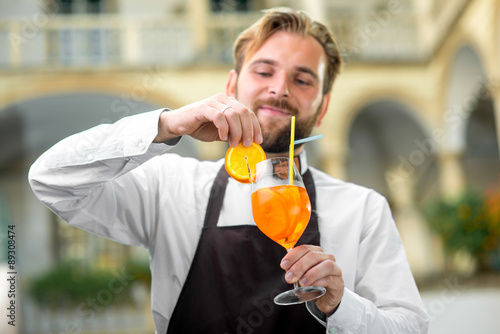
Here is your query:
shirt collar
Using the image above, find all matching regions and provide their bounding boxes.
[296,150,309,175]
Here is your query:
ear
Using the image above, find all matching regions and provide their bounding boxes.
[226,69,238,97]
[314,93,331,127]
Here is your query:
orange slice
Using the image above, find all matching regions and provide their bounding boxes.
[225,142,266,183]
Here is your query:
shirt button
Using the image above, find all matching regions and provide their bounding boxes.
[329,329,337,334]
[87,154,94,161]
[138,141,145,149]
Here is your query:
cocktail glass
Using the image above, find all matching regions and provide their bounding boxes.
[251,157,326,305]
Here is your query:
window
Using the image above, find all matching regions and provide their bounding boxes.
[54,0,106,14]
[210,0,251,12]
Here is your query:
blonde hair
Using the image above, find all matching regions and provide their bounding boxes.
[233,7,343,95]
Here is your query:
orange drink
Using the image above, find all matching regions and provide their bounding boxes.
[251,184,311,250]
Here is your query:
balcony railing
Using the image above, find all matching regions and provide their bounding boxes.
[329,11,421,63]
[0,12,265,71]
[0,14,197,70]
[0,0,470,71]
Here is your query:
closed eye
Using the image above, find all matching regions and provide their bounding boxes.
[296,78,311,86]
[257,72,272,77]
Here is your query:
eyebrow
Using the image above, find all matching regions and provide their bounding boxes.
[249,58,319,82]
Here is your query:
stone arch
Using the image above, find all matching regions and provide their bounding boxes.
[346,99,440,276]
[326,84,433,181]
[0,70,203,167]
[345,99,439,205]
[438,43,500,196]
[336,86,433,154]
[443,44,486,153]
[463,89,500,192]
[0,90,199,169]
[497,0,500,71]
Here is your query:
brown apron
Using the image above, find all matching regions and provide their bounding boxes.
[167,165,325,333]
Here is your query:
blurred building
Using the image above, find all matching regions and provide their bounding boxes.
[0,0,499,333]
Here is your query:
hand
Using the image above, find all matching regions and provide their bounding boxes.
[280,245,344,316]
[154,93,262,147]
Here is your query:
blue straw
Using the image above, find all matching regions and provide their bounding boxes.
[294,135,323,145]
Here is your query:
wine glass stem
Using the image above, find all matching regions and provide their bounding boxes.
[286,247,299,290]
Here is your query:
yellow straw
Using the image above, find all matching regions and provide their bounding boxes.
[289,116,295,185]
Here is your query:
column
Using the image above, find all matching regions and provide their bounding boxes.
[490,79,500,156]
[299,0,328,24]
[386,166,443,278]
[437,150,466,200]
[187,0,209,54]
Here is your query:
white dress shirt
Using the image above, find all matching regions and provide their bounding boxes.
[29,109,429,333]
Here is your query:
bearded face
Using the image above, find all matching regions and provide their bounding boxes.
[249,97,322,153]
[228,32,330,154]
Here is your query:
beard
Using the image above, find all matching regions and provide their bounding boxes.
[251,98,322,154]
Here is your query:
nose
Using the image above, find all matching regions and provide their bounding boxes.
[268,73,289,98]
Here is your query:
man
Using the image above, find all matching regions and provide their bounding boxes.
[29,7,429,334]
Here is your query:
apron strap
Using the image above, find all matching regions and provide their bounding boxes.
[204,165,230,229]
[302,168,318,228]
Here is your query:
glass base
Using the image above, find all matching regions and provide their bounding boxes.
[274,286,326,305]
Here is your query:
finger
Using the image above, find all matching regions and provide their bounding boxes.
[239,109,255,147]
[210,95,247,143]
[284,253,326,284]
[209,96,243,147]
[223,101,252,147]
[182,100,226,142]
[280,245,324,270]
[222,109,243,147]
[205,101,230,142]
[212,110,230,142]
[221,96,259,147]
[283,250,336,284]
[299,260,341,287]
[307,274,341,289]
[250,111,263,144]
